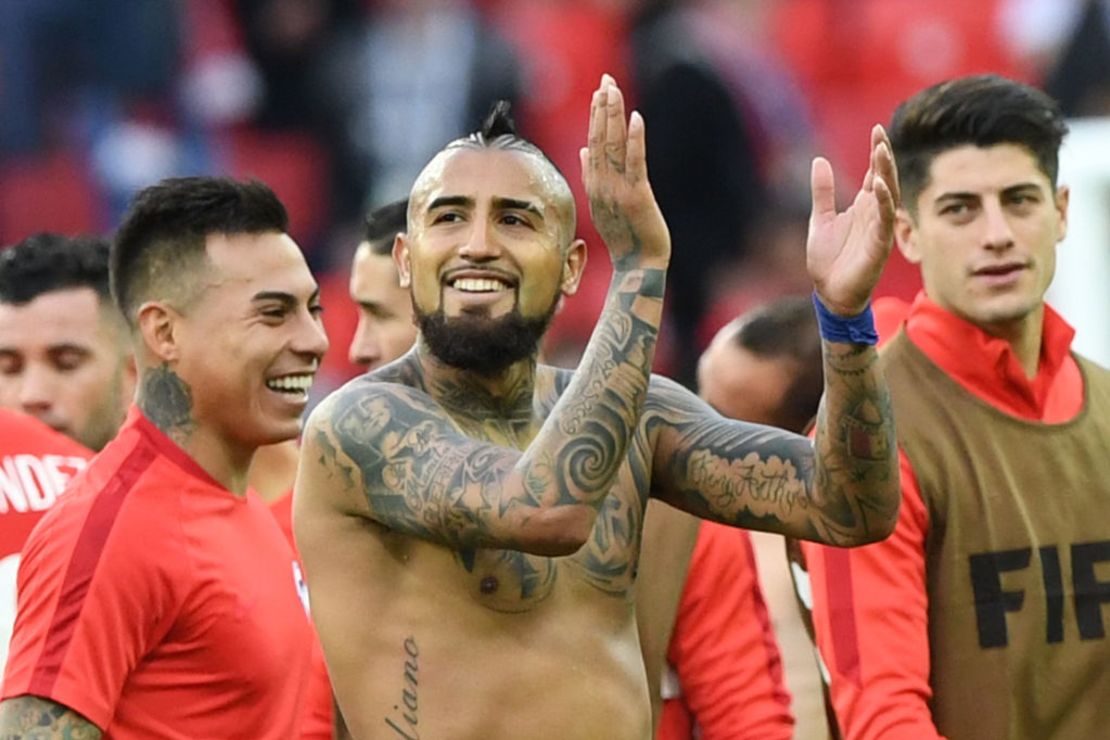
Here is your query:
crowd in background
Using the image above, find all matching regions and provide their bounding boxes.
[2,0,1108,393]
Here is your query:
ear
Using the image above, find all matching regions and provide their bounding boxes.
[136,302,181,364]
[1054,184,1069,243]
[393,233,412,288]
[559,239,589,296]
[894,207,922,264]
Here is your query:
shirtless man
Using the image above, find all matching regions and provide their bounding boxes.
[295,76,901,739]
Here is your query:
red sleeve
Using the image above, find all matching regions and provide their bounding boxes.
[802,450,945,739]
[3,483,181,729]
[665,521,793,739]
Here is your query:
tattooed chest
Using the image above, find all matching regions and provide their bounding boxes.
[454,486,643,612]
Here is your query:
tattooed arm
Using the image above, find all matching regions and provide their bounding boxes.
[0,696,101,739]
[297,76,671,555]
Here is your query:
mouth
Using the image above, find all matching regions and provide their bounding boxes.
[265,373,315,398]
[973,261,1028,278]
[443,269,517,295]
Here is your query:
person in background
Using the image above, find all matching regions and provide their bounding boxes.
[803,74,1110,740]
[0,176,327,737]
[0,234,134,453]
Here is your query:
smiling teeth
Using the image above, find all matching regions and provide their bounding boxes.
[453,278,507,293]
[267,374,314,393]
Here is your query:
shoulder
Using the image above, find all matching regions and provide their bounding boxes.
[0,409,92,458]
[644,373,709,418]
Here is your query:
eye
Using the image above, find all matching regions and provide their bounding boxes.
[432,211,464,225]
[309,304,325,318]
[940,202,968,216]
[501,213,529,227]
[51,348,89,372]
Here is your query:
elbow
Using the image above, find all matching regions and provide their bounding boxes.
[515,505,595,557]
[850,481,902,546]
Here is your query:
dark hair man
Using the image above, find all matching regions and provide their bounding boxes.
[295,76,902,739]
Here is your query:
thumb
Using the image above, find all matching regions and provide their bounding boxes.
[810,157,836,222]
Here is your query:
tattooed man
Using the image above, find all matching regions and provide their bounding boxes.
[0,178,329,738]
[295,75,901,740]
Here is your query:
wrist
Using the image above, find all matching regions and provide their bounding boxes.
[812,292,878,345]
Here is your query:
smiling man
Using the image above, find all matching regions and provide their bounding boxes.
[803,75,1110,740]
[0,177,329,738]
[295,76,903,739]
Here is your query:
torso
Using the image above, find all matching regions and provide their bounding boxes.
[309,362,656,740]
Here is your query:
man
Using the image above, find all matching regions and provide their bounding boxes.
[0,233,134,453]
[803,75,1110,739]
[0,234,133,677]
[295,76,902,738]
[0,409,92,672]
[0,177,329,737]
[348,198,418,370]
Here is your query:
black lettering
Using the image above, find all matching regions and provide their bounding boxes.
[1039,545,1065,643]
[1072,541,1110,640]
[969,548,1031,648]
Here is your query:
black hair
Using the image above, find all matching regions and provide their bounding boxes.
[0,233,112,305]
[363,198,409,257]
[111,176,288,325]
[890,75,1069,212]
[731,295,823,434]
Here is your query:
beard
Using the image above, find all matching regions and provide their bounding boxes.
[416,293,558,376]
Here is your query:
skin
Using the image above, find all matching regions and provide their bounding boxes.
[0,288,134,451]
[348,244,419,369]
[295,77,900,739]
[0,230,329,735]
[895,143,1068,376]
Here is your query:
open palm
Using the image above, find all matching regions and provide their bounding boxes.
[807,125,900,316]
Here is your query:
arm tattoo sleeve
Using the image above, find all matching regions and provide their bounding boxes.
[0,696,102,739]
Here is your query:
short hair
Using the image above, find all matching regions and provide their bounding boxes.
[890,75,1069,212]
[433,101,577,246]
[0,233,113,306]
[731,295,823,434]
[363,199,409,257]
[112,177,288,325]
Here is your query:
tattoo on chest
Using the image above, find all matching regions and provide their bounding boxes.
[139,364,195,443]
[384,636,420,739]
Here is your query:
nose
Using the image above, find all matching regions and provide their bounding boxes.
[981,199,1015,252]
[293,309,330,362]
[18,363,56,417]
[348,319,381,368]
[457,217,501,261]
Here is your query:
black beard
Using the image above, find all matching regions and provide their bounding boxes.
[416,299,557,376]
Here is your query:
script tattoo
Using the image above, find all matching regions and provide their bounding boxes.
[384,637,420,739]
[138,364,195,445]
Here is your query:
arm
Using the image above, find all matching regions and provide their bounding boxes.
[649,126,901,546]
[0,696,101,739]
[296,76,671,555]
[803,452,944,739]
[668,523,793,739]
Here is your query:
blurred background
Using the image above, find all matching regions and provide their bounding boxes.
[2,0,1108,397]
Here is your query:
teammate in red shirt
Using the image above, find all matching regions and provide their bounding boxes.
[803,76,1109,739]
[0,410,92,672]
[0,177,329,738]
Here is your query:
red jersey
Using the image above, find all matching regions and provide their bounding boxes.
[270,490,336,740]
[658,521,793,739]
[0,410,92,673]
[3,408,312,737]
[802,294,1086,738]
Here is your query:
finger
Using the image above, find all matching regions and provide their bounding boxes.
[579,147,589,186]
[873,175,896,243]
[587,86,606,173]
[604,81,628,170]
[810,157,836,221]
[626,110,647,182]
[876,138,902,208]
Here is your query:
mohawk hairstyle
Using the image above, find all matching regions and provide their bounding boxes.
[447,100,557,167]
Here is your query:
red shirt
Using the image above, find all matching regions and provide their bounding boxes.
[3,408,312,737]
[802,294,1084,739]
[269,490,336,740]
[659,521,793,739]
[0,410,92,673]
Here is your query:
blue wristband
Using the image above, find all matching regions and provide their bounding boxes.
[812,292,878,345]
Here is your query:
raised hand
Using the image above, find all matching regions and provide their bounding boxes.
[807,124,901,316]
[580,74,671,271]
